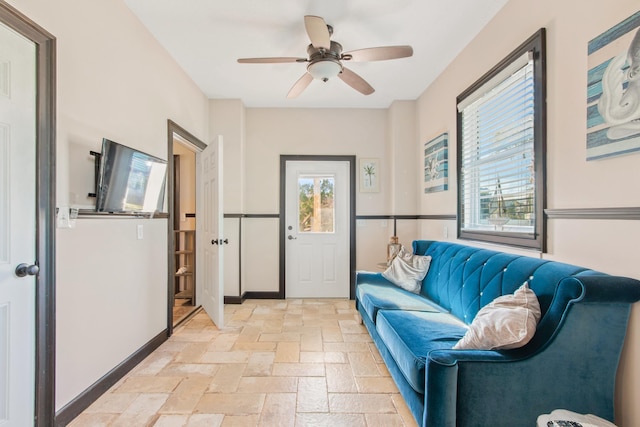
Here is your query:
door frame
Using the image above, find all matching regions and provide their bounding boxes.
[166,120,206,335]
[0,2,56,425]
[279,155,356,299]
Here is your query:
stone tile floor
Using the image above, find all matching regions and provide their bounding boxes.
[173,297,197,327]
[70,299,418,427]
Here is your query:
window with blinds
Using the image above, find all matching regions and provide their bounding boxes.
[456,29,546,250]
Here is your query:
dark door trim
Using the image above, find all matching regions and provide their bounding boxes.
[167,120,206,335]
[0,2,57,425]
[279,155,357,299]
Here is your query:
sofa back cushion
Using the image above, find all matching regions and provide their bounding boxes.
[413,241,596,324]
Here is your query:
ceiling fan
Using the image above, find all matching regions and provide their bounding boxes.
[237,15,413,98]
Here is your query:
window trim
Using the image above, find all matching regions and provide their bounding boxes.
[456,28,547,251]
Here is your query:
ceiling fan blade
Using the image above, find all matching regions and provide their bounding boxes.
[238,57,306,64]
[304,15,331,50]
[343,45,413,62]
[287,73,314,98]
[338,67,375,95]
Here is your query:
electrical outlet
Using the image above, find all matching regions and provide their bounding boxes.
[443,225,448,239]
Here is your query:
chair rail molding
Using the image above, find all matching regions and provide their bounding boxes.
[544,207,640,220]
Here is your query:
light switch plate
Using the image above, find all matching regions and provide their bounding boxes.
[57,206,70,228]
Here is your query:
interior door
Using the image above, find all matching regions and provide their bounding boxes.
[196,136,224,327]
[285,161,350,298]
[0,21,37,426]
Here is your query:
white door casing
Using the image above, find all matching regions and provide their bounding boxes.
[285,161,350,298]
[196,136,224,327]
[0,22,36,426]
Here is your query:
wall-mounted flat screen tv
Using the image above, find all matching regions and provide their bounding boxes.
[96,138,167,213]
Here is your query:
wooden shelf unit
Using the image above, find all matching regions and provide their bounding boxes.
[174,229,195,302]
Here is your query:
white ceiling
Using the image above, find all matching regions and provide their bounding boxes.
[123,0,508,109]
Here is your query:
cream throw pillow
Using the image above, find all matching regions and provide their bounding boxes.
[453,282,541,350]
[382,246,432,294]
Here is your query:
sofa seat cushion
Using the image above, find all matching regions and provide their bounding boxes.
[357,282,443,324]
[376,309,467,395]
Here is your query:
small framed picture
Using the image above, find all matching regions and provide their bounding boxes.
[424,132,449,193]
[359,158,379,193]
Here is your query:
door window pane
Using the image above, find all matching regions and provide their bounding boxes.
[298,175,335,233]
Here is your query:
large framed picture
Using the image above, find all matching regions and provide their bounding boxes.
[359,158,379,193]
[587,11,640,160]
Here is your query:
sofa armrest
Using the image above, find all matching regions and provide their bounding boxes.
[527,275,640,351]
[422,348,511,426]
[572,275,640,303]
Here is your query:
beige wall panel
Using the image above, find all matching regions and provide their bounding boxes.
[243,218,279,293]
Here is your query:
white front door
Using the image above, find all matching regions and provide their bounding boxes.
[285,161,350,298]
[196,136,224,327]
[0,22,37,426]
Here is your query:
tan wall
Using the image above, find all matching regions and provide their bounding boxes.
[387,101,418,215]
[211,102,421,290]
[240,108,387,291]
[210,99,246,214]
[244,108,389,213]
[416,0,640,424]
[173,142,196,230]
[7,0,209,410]
[240,107,420,290]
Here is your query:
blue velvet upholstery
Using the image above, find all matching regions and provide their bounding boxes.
[356,240,640,427]
[356,277,442,323]
[376,310,466,394]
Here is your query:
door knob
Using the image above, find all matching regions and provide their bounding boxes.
[15,263,39,278]
[287,235,297,240]
[222,238,229,244]
[211,239,218,245]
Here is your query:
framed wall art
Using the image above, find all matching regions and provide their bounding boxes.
[424,132,449,193]
[587,10,640,161]
[359,158,379,193]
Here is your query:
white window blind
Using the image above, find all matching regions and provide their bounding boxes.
[459,51,536,234]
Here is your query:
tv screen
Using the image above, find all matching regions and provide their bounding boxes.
[96,138,167,213]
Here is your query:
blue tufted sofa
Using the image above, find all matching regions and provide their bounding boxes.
[356,240,640,427]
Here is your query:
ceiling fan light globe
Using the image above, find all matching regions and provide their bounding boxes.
[307,59,342,81]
